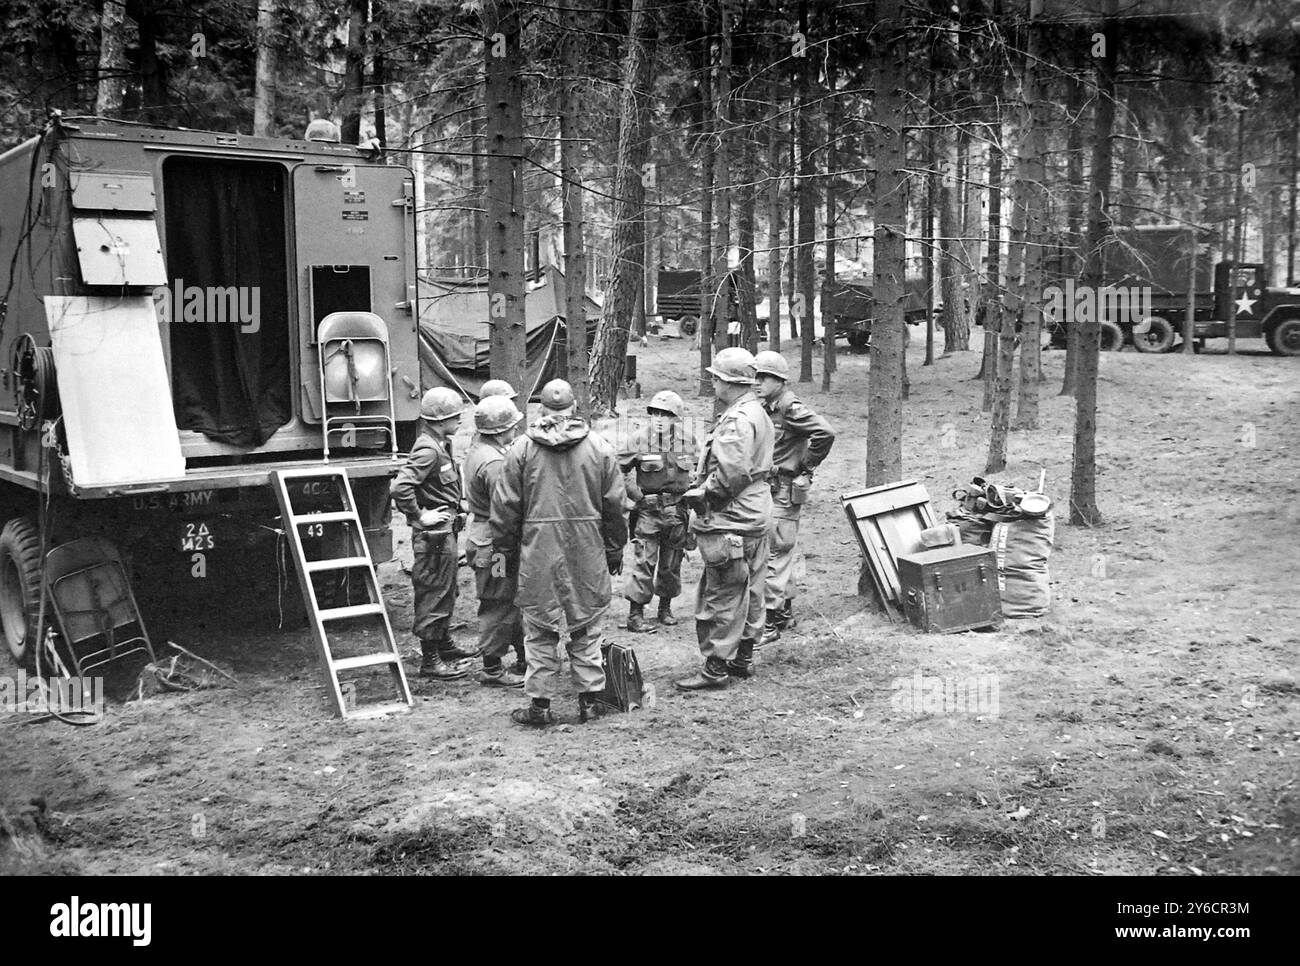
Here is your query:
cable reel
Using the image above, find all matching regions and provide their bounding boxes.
[13,333,59,432]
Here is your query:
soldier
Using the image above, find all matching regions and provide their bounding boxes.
[676,347,774,690]
[480,378,518,400]
[490,380,628,726]
[752,350,836,645]
[619,390,699,632]
[392,387,479,680]
[464,394,527,687]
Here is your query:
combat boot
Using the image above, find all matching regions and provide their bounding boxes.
[578,692,608,723]
[421,655,475,680]
[727,639,756,679]
[510,645,527,677]
[510,699,556,728]
[674,657,731,691]
[627,601,654,633]
[478,660,525,688]
[437,638,482,661]
[656,598,678,626]
[781,598,796,630]
[759,609,783,648]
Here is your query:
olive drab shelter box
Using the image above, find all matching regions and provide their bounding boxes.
[0,117,420,692]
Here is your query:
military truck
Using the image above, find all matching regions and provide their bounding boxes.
[1046,224,1300,355]
[0,116,421,666]
[823,278,932,351]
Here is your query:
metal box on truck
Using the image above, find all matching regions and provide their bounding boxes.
[0,116,422,666]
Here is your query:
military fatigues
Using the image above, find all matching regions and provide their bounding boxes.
[764,387,836,612]
[691,391,774,664]
[391,432,461,649]
[619,421,699,608]
[490,414,628,702]
[463,435,523,665]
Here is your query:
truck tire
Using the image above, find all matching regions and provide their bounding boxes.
[0,517,42,669]
[1100,320,1123,351]
[679,315,699,337]
[1269,318,1300,356]
[1133,316,1175,353]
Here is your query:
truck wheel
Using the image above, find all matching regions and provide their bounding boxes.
[848,331,870,354]
[0,518,43,669]
[1270,318,1300,356]
[1099,320,1123,351]
[1132,316,1175,353]
[679,315,699,337]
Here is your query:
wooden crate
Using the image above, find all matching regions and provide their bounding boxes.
[897,546,1002,633]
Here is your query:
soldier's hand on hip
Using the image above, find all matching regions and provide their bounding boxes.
[418,506,452,529]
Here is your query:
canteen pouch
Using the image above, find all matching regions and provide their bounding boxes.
[790,474,811,505]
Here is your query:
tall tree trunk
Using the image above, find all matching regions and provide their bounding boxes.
[865,0,907,499]
[821,48,837,390]
[340,0,368,144]
[472,111,486,272]
[767,79,783,354]
[987,129,1027,474]
[560,0,590,413]
[936,9,969,353]
[1060,52,1084,394]
[139,10,165,120]
[589,0,656,412]
[95,0,128,116]
[1228,108,1244,355]
[796,0,816,383]
[253,0,279,136]
[738,105,760,355]
[981,123,1002,412]
[698,15,715,397]
[712,0,732,355]
[373,45,387,149]
[1014,0,1045,430]
[485,0,528,393]
[1069,0,1115,527]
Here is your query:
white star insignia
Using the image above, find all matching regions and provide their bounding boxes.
[1235,292,1256,316]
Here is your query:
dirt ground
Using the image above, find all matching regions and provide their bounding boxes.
[2,330,1297,876]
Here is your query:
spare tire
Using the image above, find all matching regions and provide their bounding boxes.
[1099,320,1123,351]
[679,315,699,337]
[0,517,43,669]
[1132,316,1175,353]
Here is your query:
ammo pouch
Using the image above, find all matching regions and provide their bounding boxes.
[467,538,495,569]
[696,532,744,568]
[790,474,811,505]
[772,472,810,505]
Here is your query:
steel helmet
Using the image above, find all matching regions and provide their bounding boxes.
[538,379,576,412]
[480,378,518,400]
[647,390,684,418]
[420,386,467,421]
[474,395,522,435]
[305,118,341,143]
[754,350,790,380]
[705,346,757,385]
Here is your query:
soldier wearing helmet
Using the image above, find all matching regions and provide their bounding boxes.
[675,347,775,690]
[752,350,836,644]
[617,389,700,632]
[392,386,479,679]
[480,378,518,400]
[463,394,527,687]
[490,379,628,726]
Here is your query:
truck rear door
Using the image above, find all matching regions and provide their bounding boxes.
[291,163,419,426]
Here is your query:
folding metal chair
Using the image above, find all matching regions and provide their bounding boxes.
[43,537,156,677]
[318,311,398,461]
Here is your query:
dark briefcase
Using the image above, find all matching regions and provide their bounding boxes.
[897,546,1002,633]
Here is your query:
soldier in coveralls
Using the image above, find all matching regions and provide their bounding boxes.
[391,387,480,680]
[676,347,774,690]
[464,393,527,687]
[619,390,699,632]
[752,350,836,645]
[490,380,628,726]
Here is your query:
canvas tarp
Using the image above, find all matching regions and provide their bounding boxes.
[417,266,600,401]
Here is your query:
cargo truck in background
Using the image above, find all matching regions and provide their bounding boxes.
[0,116,422,667]
[1046,224,1300,355]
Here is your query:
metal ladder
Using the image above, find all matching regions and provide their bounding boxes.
[271,468,412,719]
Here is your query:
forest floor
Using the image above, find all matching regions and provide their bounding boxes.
[2,330,1298,876]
